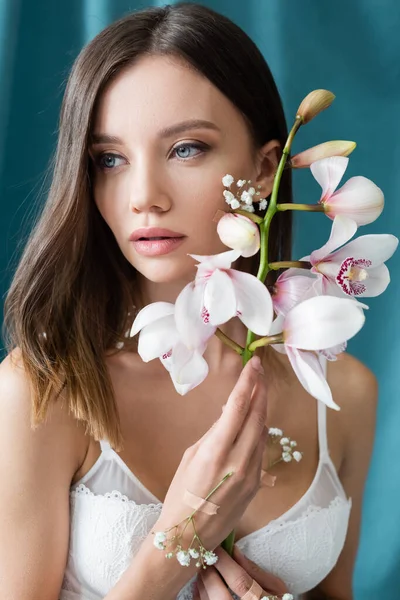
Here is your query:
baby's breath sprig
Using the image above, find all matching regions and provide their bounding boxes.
[222,174,267,213]
[267,428,303,468]
[151,471,233,570]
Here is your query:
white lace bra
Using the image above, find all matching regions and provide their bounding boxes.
[60,388,351,600]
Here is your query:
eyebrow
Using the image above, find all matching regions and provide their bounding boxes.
[90,119,220,146]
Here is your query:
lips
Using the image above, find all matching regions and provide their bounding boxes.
[129,227,185,242]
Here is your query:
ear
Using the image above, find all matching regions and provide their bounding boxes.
[253,139,281,199]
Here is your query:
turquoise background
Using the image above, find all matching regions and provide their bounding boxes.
[1,1,399,596]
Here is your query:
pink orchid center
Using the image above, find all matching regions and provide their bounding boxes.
[162,349,173,360]
[336,256,371,296]
[201,306,211,324]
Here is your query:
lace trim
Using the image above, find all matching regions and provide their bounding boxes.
[236,495,352,544]
[71,483,163,510]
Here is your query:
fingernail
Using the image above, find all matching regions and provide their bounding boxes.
[251,355,261,370]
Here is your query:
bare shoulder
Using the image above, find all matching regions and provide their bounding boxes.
[327,351,378,450]
[0,348,88,478]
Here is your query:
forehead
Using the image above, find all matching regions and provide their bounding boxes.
[93,54,248,140]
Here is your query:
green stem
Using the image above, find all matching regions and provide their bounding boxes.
[215,329,244,355]
[248,333,284,352]
[234,209,264,224]
[277,203,325,212]
[221,117,303,556]
[268,260,311,270]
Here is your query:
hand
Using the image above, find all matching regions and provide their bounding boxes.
[155,356,268,553]
[193,546,291,599]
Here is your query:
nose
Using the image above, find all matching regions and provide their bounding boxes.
[128,159,171,214]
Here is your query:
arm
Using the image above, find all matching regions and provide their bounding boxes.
[0,351,88,599]
[0,351,199,600]
[304,352,378,600]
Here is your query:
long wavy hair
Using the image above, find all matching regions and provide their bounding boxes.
[3,2,293,449]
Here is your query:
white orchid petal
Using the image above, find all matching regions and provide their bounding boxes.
[171,346,209,389]
[286,347,339,410]
[175,282,216,349]
[189,250,240,273]
[310,156,349,200]
[130,302,175,337]
[229,270,273,335]
[329,234,399,267]
[204,270,237,325]
[273,274,319,315]
[137,315,179,362]
[310,215,358,265]
[352,264,391,297]
[325,176,384,226]
[284,296,365,350]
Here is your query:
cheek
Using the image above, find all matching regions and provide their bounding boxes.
[92,177,124,230]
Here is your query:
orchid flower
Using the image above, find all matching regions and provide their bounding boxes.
[269,295,366,409]
[174,250,273,349]
[311,156,384,225]
[305,215,398,298]
[272,269,322,316]
[217,213,260,257]
[130,302,212,395]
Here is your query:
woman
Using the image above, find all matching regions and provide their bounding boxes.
[0,3,377,599]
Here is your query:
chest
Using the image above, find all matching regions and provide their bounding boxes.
[96,352,344,541]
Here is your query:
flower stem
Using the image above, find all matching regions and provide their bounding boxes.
[248,333,284,352]
[277,203,325,212]
[234,209,264,224]
[222,117,303,556]
[268,260,311,270]
[215,329,244,355]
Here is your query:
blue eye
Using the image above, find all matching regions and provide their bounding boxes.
[172,143,208,160]
[96,153,126,170]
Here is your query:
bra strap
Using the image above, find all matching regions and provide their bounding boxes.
[99,439,112,454]
[317,355,329,460]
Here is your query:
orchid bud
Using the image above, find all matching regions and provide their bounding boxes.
[217,213,260,257]
[296,89,335,124]
[291,141,356,168]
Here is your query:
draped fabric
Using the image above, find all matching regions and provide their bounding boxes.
[0,1,399,596]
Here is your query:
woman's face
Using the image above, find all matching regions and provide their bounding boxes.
[91,54,277,287]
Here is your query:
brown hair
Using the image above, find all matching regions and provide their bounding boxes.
[3,2,292,449]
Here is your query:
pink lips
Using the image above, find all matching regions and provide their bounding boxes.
[129,227,186,257]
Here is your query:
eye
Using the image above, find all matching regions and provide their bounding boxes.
[171,142,209,161]
[94,153,127,171]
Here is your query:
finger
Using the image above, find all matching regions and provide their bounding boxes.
[211,356,264,452]
[200,567,231,599]
[235,374,268,459]
[197,573,210,599]
[211,547,255,598]
[233,546,288,595]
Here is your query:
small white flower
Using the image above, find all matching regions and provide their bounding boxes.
[283,445,292,453]
[293,451,303,462]
[241,190,254,205]
[241,204,255,213]
[166,552,174,559]
[282,452,292,462]
[223,190,235,204]
[222,174,234,187]
[259,198,268,210]
[280,437,290,446]
[203,550,218,565]
[236,179,246,187]
[283,594,294,600]
[248,187,256,196]
[153,531,167,550]
[268,427,283,436]
[176,550,191,566]
[231,199,241,210]
[196,561,201,567]
[290,440,297,447]
[189,548,200,558]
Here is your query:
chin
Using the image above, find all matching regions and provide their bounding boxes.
[133,257,198,285]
